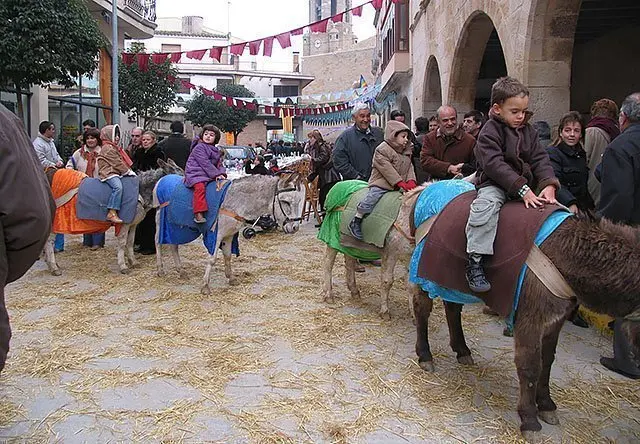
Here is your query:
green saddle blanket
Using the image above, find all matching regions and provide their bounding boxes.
[339,187,403,248]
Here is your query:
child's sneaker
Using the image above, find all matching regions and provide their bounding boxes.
[465,254,491,293]
[194,213,207,224]
[348,217,363,241]
[106,211,123,224]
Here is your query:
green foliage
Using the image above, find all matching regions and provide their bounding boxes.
[0,0,106,89]
[118,50,179,128]
[185,83,258,144]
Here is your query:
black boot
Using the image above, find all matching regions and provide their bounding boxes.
[348,216,364,241]
[466,254,491,293]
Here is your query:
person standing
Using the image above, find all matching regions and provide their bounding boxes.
[421,105,476,180]
[159,121,192,169]
[413,117,430,184]
[598,93,640,380]
[33,120,64,252]
[126,127,144,157]
[462,110,485,138]
[67,127,106,249]
[0,104,55,374]
[584,98,620,207]
[133,131,166,255]
[307,130,340,211]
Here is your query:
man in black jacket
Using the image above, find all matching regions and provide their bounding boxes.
[0,105,55,373]
[159,121,191,169]
[598,92,640,379]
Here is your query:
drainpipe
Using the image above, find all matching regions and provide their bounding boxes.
[112,0,120,124]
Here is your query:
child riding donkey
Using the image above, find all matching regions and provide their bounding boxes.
[348,120,417,240]
[465,77,560,293]
[97,125,135,224]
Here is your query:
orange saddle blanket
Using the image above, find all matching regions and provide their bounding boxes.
[51,169,113,235]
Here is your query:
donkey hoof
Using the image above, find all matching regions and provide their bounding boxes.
[201,286,211,296]
[323,293,336,304]
[120,268,131,275]
[351,291,361,300]
[457,355,475,366]
[538,410,559,425]
[51,269,62,277]
[419,360,435,372]
[379,311,391,321]
[521,430,545,444]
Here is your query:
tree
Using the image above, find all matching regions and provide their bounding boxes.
[118,49,179,129]
[0,0,106,119]
[185,83,258,144]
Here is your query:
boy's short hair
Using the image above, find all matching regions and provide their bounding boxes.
[200,124,221,144]
[491,76,529,106]
[414,117,429,132]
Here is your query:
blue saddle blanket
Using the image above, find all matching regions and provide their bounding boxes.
[408,180,572,327]
[156,175,239,255]
[76,176,140,224]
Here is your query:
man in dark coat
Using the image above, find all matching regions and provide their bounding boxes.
[421,105,476,179]
[333,103,384,181]
[0,104,55,373]
[159,121,191,170]
[598,92,640,380]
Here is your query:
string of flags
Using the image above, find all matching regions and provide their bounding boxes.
[121,0,405,68]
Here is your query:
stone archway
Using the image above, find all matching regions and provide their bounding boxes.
[399,96,412,125]
[448,11,507,116]
[423,55,442,118]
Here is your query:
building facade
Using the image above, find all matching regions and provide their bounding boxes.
[303,0,358,56]
[373,0,640,133]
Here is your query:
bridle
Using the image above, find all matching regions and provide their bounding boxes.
[273,182,303,228]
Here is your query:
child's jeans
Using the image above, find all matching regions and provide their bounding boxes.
[356,186,388,216]
[193,182,208,214]
[105,176,123,211]
[54,233,64,252]
[465,185,507,255]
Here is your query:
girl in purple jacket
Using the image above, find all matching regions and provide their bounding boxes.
[184,124,226,223]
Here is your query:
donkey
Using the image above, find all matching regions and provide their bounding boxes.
[153,172,306,294]
[322,184,427,320]
[43,159,183,275]
[412,216,640,442]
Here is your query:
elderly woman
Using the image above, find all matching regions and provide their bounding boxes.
[584,99,620,207]
[307,130,340,211]
[132,131,166,255]
[67,127,106,249]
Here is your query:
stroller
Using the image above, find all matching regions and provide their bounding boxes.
[242,214,279,239]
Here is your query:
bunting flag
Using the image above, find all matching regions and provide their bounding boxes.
[122,1,376,61]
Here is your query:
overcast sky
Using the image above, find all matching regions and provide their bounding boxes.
[155,0,376,48]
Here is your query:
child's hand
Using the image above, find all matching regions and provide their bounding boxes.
[538,185,557,204]
[522,190,546,208]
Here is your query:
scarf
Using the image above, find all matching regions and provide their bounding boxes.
[586,116,620,142]
[81,147,98,177]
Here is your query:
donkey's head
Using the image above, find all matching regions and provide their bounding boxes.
[157,158,184,176]
[274,171,306,234]
[138,158,184,208]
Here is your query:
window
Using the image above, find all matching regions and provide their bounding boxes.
[161,43,181,53]
[331,0,337,16]
[314,0,322,21]
[381,0,410,70]
[273,85,299,97]
[177,77,191,94]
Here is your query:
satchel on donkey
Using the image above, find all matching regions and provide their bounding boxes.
[349,120,417,241]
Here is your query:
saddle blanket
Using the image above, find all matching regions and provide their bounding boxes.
[76,176,140,224]
[156,175,238,255]
[51,169,113,235]
[316,180,380,261]
[409,180,571,323]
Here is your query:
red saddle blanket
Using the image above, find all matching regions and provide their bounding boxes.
[418,191,559,317]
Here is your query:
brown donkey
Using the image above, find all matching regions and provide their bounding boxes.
[413,217,640,442]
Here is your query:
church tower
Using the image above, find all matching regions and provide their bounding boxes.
[303,0,358,56]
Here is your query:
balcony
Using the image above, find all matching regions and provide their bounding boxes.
[377,0,411,93]
[123,0,156,23]
[86,0,157,40]
[381,51,411,91]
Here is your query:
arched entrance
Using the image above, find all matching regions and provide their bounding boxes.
[423,56,442,118]
[399,96,412,124]
[448,11,507,116]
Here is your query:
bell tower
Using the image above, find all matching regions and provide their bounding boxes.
[303,0,357,56]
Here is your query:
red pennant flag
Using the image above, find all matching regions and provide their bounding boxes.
[275,32,291,49]
[209,47,223,62]
[246,103,257,111]
[248,40,262,56]
[291,27,304,36]
[331,13,343,23]
[263,36,275,57]
[151,53,168,64]
[313,109,319,115]
[181,79,195,90]
[136,53,150,71]
[371,0,383,9]
[186,49,207,60]
[309,19,329,33]
[230,43,246,56]
[226,97,235,106]
[213,92,223,100]
[122,53,135,66]
[200,87,214,96]
[274,107,281,117]
[264,105,273,114]
[167,75,176,83]
[236,100,246,109]
[352,5,363,16]
[170,52,182,63]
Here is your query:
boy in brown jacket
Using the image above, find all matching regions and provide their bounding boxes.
[349,120,417,240]
[465,77,560,293]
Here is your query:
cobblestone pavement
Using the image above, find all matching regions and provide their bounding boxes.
[1,223,638,443]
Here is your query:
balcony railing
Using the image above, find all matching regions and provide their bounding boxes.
[123,0,156,22]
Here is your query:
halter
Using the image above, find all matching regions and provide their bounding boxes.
[273,183,303,227]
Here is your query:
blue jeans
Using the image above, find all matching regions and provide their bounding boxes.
[54,233,64,252]
[106,176,123,211]
[356,186,388,215]
[83,233,106,247]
